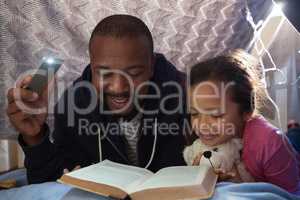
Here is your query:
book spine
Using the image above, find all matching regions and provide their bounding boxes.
[108,195,131,200]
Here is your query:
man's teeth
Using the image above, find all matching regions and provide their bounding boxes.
[112,97,128,103]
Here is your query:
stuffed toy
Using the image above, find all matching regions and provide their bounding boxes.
[183,138,254,182]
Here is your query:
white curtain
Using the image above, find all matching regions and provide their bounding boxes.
[260,18,300,130]
[0,140,24,172]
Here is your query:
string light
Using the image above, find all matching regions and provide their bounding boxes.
[271,2,284,17]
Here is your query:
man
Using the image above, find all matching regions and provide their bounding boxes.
[6,14,187,183]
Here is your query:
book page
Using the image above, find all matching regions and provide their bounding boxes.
[66,160,153,193]
[131,165,211,193]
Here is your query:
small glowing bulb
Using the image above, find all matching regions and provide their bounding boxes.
[46,58,54,64]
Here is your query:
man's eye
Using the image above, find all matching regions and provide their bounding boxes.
[97,70,113,78]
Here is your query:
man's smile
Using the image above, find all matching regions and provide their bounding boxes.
[109,96,130,109]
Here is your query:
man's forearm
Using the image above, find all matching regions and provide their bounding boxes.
[21,123,48,146]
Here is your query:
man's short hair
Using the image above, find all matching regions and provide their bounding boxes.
[89,14,153,54]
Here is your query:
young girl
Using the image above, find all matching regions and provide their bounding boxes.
[188,49,300,194]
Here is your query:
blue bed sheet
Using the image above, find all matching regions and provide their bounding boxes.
[1,181,299,200]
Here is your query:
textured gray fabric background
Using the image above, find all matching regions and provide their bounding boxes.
[0,0,272,137]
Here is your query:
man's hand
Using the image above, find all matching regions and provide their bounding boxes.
[6,75,50,146]
[63,165,81,174]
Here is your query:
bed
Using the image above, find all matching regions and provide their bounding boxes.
[0,170,299,200]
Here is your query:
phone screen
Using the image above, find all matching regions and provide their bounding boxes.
[26,57,63,95]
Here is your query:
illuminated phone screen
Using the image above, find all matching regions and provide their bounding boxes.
[26,57,63,95]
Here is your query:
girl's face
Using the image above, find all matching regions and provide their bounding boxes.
[190,81,247,146]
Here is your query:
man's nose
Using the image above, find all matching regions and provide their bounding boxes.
[108,74,130,93]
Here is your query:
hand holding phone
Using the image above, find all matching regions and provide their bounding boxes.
[26,57,63,95]
[6,57,63,145]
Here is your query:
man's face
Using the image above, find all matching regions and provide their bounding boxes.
[90,36,153,116]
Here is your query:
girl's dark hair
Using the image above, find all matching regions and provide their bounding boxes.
[185,49,268,145]
[190,49,267,115]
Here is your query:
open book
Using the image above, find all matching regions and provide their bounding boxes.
[58,160,218,200]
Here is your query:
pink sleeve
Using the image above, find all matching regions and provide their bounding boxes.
[263,132,300,192]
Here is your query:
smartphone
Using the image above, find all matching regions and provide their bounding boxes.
[26,57,63,95]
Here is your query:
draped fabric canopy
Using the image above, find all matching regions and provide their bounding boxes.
[0,0,274,137]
